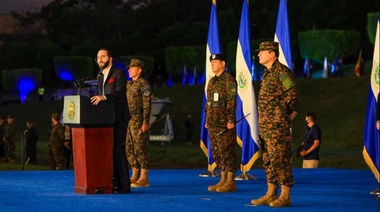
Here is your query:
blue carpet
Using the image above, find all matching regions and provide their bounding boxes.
[0,168,378,211]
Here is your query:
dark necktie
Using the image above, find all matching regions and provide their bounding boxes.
[97,72,104,95]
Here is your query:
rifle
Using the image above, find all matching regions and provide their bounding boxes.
[139,113,168,134]
[216,113,251,135]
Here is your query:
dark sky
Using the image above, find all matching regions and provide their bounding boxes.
[0,0,53,14]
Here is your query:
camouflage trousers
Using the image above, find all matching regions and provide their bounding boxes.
[49,143,65,170]
[261,129,294,187]
[208,127,238,172]
[4,140,15,160]
[126,116,149,169]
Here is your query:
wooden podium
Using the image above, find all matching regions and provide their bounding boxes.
[63,95,115,194]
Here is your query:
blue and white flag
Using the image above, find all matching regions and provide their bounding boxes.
[363,15,380,183]
[274,0,292,69]
[200,0,221,172]
[236,0,260,173]
[323,57,328,78]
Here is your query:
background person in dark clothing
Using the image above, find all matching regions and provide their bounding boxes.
[0,116,6,161]
[184,114,194,146]
[300,113,321,168]
[24,120,39,164]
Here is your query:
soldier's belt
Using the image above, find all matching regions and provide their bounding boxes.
[209,101,225,107]
[130,109,143,115]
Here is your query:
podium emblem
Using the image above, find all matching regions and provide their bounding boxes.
[68,101,75,119]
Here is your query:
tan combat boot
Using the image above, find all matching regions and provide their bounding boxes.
[216,171,237,192]
[131,169,150,188]
[130,167,140,183]
[269,185,291,207]
[208,171,227,191]
[251,183,278,205]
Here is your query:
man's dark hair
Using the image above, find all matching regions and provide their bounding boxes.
[306,113,316,122]
[99,48,113,58]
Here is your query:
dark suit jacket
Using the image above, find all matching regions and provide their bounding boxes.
[98,65,130,122]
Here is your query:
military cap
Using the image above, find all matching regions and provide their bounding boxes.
[51,113,61,121]
[0,115,5,119]
[255,41,279,52]
[127,59,144,69]
[209,53,227,62]
[7,115,14,119]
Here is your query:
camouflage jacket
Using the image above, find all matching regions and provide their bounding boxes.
[258,60,298,130]
[206,71,237,128]
[4,122,16,142]
[49,123,65,146]
[127,77,152,124]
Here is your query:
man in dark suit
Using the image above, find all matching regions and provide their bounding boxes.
[90,48,131,194]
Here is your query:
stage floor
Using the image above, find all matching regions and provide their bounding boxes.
[0,168,378,211]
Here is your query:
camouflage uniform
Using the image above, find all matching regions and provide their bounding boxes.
[206,71,238,172]
[4,119,16,160]
[258,59,298,187]
[49,122,65,170]
[126,77,151,169]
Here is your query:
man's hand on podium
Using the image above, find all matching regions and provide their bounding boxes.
[90,95,106,105]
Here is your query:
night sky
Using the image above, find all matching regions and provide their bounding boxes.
[0,0,53,14]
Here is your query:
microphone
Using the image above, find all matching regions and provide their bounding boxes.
[97,71,103,81]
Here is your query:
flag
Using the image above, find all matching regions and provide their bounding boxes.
[323,57,328,78]
[355,49,362,77]
[236,0,260,174]
[304,57,310,78]
[274,0,292,69]
[200,0,221,173]
[182,65,187,85]
[363,15,380,183]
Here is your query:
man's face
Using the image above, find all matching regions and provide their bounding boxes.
[7,118,13,124]
[258,50,274,66]
[128,66,141,79]
[97,50,112,70]
[210,59,225,76]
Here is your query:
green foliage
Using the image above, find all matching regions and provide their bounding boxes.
[367,12,379,44]
[164,45,205,80]
[53,56,94,82]
[2,68,42,95]
[298,29,360,61]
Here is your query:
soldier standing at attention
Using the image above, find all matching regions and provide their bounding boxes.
[251,41,298,207]
[49,113,65,170]
[4,115,16,163]
[126,59,152,188]
[205,54,238,193]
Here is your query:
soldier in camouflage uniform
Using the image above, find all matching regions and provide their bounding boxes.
[125,59,152,188]
[205,54,238,193]
[3,115,16,163]
[251,41,298,207]
[49,113,65,170]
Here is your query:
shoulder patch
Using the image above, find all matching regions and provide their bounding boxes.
[280,73,295,90]
[143,90,151,97]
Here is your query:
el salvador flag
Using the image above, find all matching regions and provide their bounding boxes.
[235,0,260,174]
[200,0,221,173]
[363,15,380,183]
[274,0,292,69]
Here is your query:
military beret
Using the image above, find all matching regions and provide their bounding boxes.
[255,41,279,52]
[127,59,144,69]
[209,53,227,62]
